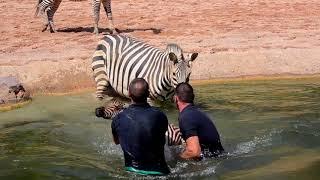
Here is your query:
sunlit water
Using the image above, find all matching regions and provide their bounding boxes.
[0,78,319,179]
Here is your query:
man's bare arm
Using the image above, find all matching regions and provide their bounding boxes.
[179,136,201,159]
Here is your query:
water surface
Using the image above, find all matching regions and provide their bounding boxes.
[0,78,319,179]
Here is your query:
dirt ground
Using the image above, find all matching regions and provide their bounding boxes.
[0,0,320,93]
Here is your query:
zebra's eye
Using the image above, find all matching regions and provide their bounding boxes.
[173,72,176,76]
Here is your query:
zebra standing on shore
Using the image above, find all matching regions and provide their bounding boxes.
[35,0,62,33]
[35,0,115,34]
[92,34,198,101]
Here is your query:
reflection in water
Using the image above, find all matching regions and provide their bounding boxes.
[0,78,319,179]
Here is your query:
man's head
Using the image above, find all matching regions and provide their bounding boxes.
[174,82,195,104]
[129,78,150,103]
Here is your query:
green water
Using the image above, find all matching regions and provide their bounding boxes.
[0,78,319,179]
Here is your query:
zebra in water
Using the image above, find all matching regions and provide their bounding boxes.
[35,0,115,34]
[166,123,183,146]
[95,100,183,146]
[92,34,198,101]
[95,99,127,119]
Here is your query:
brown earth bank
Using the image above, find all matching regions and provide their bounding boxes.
[0,0,320,93]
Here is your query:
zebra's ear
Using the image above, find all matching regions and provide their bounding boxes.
[190,53,198,62]
[169,52,178,64]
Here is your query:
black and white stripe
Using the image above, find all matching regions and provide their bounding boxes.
[92,34,198,101]
[93,0,114,34]
[35,0,114,34]
[166,123,183,146]
[35,0,62,33]
[102,99,126,119]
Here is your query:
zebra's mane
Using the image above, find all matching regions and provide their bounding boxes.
[165,44,183,59]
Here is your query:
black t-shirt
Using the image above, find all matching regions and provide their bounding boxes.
[111,103,170,174]
[179,104,224,156]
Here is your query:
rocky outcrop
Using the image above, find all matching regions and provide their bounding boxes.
[0,76,31,105]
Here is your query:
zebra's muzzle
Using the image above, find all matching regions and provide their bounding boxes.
[95,106,105,118]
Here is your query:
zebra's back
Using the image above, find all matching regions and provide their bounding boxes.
[92,35,172,100]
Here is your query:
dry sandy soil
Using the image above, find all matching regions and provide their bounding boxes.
[0,0,320,93]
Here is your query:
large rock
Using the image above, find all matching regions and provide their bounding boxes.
[0,76,30,105]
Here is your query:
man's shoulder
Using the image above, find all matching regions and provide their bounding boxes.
[180,105,210,123]
[149,106,167,118]
[116,105,166,118]
[181,105,201,117]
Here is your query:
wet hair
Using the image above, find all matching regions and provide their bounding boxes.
[129,78,150,103]
[175,82,194,103]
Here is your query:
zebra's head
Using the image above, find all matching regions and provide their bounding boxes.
[166,44,198,88]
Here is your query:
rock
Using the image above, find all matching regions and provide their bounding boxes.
[0,76,31,105]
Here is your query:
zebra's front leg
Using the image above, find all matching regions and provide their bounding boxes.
[41,8,50,32]
[92,0,101,34]
[44,8,56,33]
[102,0,115,34]
[48,21,56,33]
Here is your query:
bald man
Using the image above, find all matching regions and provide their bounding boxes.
[111,78,170,175]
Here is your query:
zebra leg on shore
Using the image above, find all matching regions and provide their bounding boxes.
[47,0,62,33]
[43,7,57,33]
[40,7,50,32]
[92,0,101,34]
[92,0,114,34]
[102,0,115,34]
[36,0,62,33]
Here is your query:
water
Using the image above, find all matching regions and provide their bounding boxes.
[0,78,319,179]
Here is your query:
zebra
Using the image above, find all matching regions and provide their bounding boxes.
[166,123,183,146]
[92,0,115,34]
[95,99,127,119]
[35,0,115,34]
[95,99,183,146]
[92,34,198,101]
[35,0,62,33]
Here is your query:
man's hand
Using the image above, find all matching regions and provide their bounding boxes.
[179,136,201,160]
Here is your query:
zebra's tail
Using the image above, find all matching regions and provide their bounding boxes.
[34,0,43,17]
[92,40,110,100]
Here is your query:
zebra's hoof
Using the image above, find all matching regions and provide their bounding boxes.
[41,25,48,32]
[49,28,56,33]
[93,28,99,35]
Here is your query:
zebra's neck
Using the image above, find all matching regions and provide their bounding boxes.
[161,52,175,98]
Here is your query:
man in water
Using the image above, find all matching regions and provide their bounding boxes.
[174,82,224,160]
[111,78,170,175]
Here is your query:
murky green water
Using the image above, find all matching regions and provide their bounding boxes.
[0,78,319,179]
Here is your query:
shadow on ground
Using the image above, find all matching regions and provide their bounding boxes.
[57,27,162,34]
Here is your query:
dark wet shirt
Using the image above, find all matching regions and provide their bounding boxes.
[179,104,224,156]
[111,103,170,174]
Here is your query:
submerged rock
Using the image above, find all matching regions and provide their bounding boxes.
[0,76,31,105]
